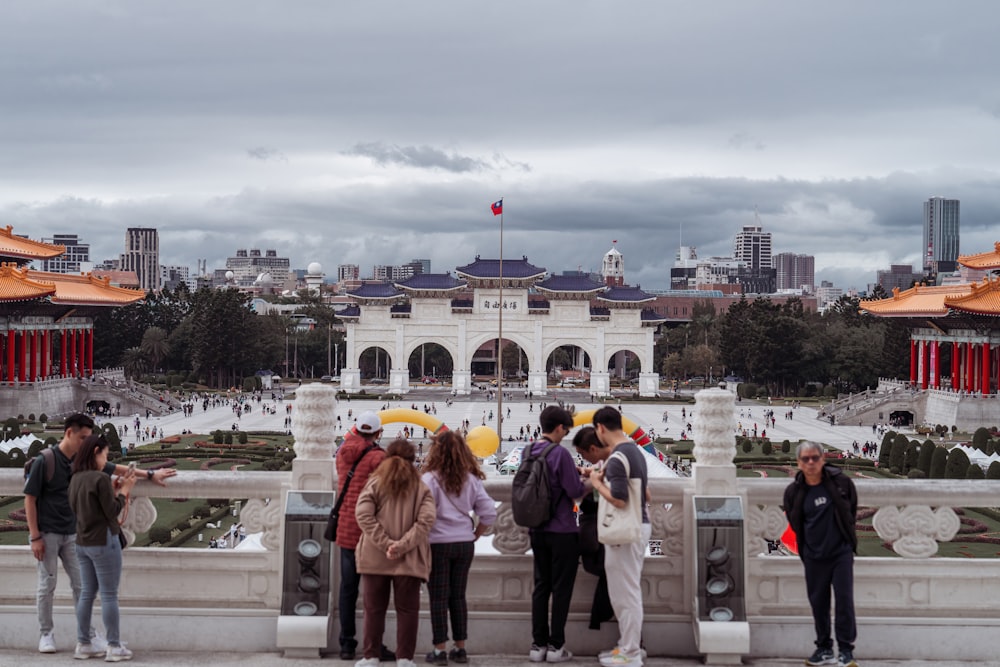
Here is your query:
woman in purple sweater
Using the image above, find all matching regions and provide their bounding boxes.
[420,431,497,665]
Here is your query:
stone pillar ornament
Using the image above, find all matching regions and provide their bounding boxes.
[692,387,738,495]
[290,383,338,490]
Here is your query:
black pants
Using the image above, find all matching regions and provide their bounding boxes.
[338,548,359,652]
[803,549,856,653]
[530,531,580,650]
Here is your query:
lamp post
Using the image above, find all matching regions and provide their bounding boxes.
[334,342,339,376]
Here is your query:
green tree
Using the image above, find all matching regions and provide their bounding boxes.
[918,440,936,475]
[972,427,991,451]
[121,347,146,379]
[967,463,985,480]
[140,326,171,372]
[929,446,948,479]
[903,442,920,475]
[987,461,1000,480]
[945,448,970,479]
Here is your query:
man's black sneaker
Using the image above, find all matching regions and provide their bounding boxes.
[838,649,858,667]
[426,649,448,665]
[381,645,397,661]
[449,647,468,663]
[806,647,836,666]
[339,648,356,660]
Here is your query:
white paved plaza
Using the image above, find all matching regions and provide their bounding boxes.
[95,385,883,457]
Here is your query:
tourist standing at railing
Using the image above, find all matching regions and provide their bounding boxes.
[783,441,859,667]
[526,406,586,664]
[67,435,136,662]
[23,412,176,656]
[587,407,651,667]
[354,439,436,667]
[332,411,392,662]
[420,430,497,665]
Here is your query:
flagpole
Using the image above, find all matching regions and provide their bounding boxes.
[497,199,504,445]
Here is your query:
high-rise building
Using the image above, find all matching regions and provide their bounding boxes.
[411,258,432,274]
[774,253,815,292]
[373,261,424,281]
[41,234,90,273]
[733,225,772,270]
[161,265,195,291]
[338,264,360,282]
[922,197,960,272]
[120,228,160,292]
[876,264,923,294]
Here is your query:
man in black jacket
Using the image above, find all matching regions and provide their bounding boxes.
[782,441,859,667]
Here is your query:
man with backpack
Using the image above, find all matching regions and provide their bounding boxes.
[23,413,176,655]
[516,406,587,663]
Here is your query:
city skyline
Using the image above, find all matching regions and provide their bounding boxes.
[3,2,1000,291]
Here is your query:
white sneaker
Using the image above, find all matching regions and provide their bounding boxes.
[104,643,133,662]
[599,647,648,661]
[90,632,108,653]
[39,632,56,654]
[397,659,417,667]
[75,642,105,659]
[546,645,574,663]
[353,658,379,667]
[529,643,548,662]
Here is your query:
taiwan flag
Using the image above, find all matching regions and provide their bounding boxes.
[491,199,503,216]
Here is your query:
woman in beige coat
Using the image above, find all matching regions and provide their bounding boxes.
[354,439,436,667]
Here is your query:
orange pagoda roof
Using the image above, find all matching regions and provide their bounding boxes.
[0,225,65,261]
[941,276,1000,316]
[0,264,57,301]
[0,264,145,306]
[859,283,973,318]
[958,242,1000,271]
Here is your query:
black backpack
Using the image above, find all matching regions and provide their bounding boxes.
[511,440,559,528]
[24,447,56,485]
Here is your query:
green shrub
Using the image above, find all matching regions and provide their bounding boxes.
[742,439,753,453]
[781,439,791,454]
[27,413,35,422]
[237,431,248,445]
[945,447,971,479]
[192,504,212,519]
[241,376,257,392]
[212,430,224,445]
[973,427,991,451]
[224,432,233,445]
[907,469,926,479]
[930,446,948,479]
[822,385,837,397]
[918,440,936,475]
[903,442,920,475]
[967,464,986,480]
[737,383,757,399]
[761,441,772,456]
[148,527,172,544]
[988,461,1000,480]
[39,413,48,423]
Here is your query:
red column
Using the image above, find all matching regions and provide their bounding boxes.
[69,330,77,377]
[929,340,939,388]
[77,328,85,377]
[41,330,49,379]
[920,341,929,389]
[951,342,960,391]
[28,331,37,382]
[18,331,26,382]
[60,330,67,377]
[8,330,16,383]
[966,342,975,392]
[982,343,991,394]
[909,339,917,385]
[86,328,94,376]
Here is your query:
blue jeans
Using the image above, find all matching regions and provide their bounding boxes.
[76,530,123,646]
[338,547,359,652]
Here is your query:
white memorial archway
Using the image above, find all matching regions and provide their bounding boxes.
[340,257,663,396]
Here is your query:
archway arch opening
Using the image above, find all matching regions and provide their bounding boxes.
[358,346,392,383]
[545,344,591,386]
[407,343,455,383]
[471,338,529,384]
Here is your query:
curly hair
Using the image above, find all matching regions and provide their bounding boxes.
[420,430,484,495]
[373,438,420,499]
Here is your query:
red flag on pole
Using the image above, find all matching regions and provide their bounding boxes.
[491,199,503,216]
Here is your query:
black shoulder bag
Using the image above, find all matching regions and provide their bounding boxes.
[324,444,377,541]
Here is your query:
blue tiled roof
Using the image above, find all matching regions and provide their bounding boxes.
[390,304,412,313]
[598,286,654,303]
[455,256,546,279]
[339,305,361,318]
[641,308,667,322]
[535,275,606,293]
[348,282,402,298]
[395,274,466,290]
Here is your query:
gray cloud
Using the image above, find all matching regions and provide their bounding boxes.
[344,142,491,173]
[246,147,287,162]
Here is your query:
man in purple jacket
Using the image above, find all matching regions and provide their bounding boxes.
[528,406,587,663]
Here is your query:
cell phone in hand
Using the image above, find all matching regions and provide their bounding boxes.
[128,462,137,473]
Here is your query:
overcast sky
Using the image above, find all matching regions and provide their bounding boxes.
[3,1,1000,291]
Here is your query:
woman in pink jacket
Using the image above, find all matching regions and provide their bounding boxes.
[354,439,436,667]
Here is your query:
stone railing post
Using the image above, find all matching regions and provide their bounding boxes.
[290,383,337,491]
[692,387,738,495]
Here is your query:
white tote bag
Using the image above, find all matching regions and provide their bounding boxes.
[597,451,643,545]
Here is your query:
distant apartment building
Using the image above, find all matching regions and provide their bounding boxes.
[373,260,425,281]
[216,248,291,286]
[922,197,960,272]
[337,264,360,282]
[733,225,772,270]
[669,245,699,290]
[40,234,91,273]
[774,252,815,292]
[815,280,843,309]
[876,264,924,294]
[411,258,432,274]
[161,265,196,291]
[120,227,160,292]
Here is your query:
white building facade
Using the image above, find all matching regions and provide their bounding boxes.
[339,256,664,396]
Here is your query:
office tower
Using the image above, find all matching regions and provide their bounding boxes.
[41,234,90,273]
[733,225,772,270]
[120,228,160,292]
[337,264,360,282]
[774,253,815,292]
[922,197,960,272]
